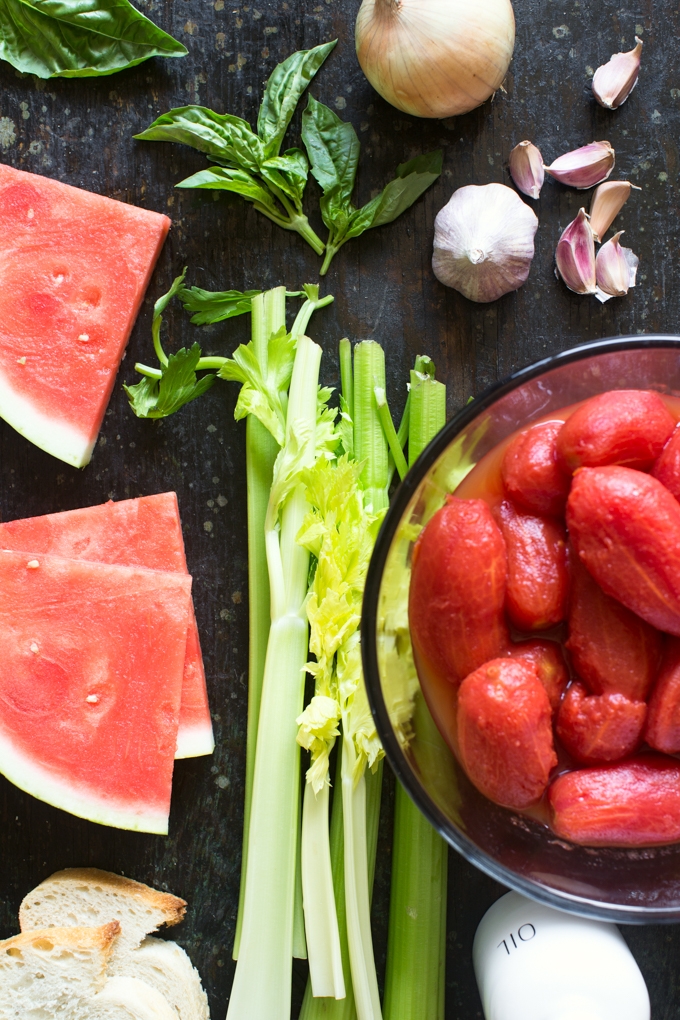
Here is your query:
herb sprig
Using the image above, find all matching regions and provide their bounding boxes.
[135,42,337,256]
[301,95,442,274]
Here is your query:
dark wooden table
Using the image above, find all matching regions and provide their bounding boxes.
[1,0,680,1016]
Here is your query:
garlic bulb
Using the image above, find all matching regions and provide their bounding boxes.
[355,0,515,119]
[432,184,538,302]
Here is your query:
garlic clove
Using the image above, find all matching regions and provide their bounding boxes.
[589,180,640,241]
[432,183,538,303]
[555,208,597,295]
[508,141,545,199]
[592,37,643,110]
[595,231,639,302]
[544,141,615,190]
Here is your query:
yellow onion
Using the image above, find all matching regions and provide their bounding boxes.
[355,0,516,119]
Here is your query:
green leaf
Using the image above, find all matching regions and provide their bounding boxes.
[0,0,187,78]
[135,106,262,169]
[125,343,215,419]
[176,166,282,216]
[218,326,296,446]
[180,286,262,325]
[301,95,359,207]
[260,148,309,211]
[346,150,442,239]
[257,39,337,158]
[153,267,187,322]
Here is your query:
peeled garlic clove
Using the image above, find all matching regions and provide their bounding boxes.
[544,141,615,189]
[595,231,639,302]
[589,180,639,241]
[592,37,643,110]
[555,208,597,295]
[509,141,545,199]
[432,183,538,303]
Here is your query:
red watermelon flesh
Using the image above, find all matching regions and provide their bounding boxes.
[0,163,170,468]
[0,493,213,759]
[0,549,192,833]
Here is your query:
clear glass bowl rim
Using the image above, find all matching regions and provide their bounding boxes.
[362,334,680,924]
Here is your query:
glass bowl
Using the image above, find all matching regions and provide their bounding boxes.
[362,336,680,924]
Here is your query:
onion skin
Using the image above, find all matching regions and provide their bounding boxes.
[355,0,516,119]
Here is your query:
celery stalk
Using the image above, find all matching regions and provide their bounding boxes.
[353,342,389,513]
[383,360,448,1020]
[227,335,322,1020]
[234,288,286,960]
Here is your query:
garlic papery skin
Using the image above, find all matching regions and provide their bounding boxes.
[555,208,597,295]
[544,141,615,190]
[509,141,544,199]
[432,183,538,302]
[355,0,515,118]
[589,180,639,241]
[592,37,643,110]
[595,231,639,302]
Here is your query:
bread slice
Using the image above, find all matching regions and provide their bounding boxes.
[0,922,119,1018]
[131,938,209,1020]
[19,869,209,1020]
[75,975,179,1020]
[19,869,186,966]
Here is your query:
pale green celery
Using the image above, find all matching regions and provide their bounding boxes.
[408,363,446,466]
[383,359,447,1020]
[226,335,322,1020]
[339,338,354,420]
[374,387,408,482]
[353,342,389,513]
[234,288,286,961]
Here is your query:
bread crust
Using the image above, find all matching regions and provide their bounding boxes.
[0,920,121,955]
[19,868,186,931]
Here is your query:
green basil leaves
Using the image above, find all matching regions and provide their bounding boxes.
[302,95,442,274]
[0,0,187,78]
[136,40,337,256]
[133,41,442,273]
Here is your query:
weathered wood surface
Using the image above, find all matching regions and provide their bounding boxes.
[1,0,680,1016]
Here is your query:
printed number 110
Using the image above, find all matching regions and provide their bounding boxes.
[498,924,536,955]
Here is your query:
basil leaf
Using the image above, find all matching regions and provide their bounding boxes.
[176,166,281,216]
[301,95,359,207]
[260,148,309,211]
[257,39,337,158]
[125,344,215,419]
[135,106,263,170]
[180,286,262,325]
[345,149,442,239]
[0,0,186,78]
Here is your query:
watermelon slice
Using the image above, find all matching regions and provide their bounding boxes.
[0,550,192,833]
[0,163,170,467]
[0,493,214,759]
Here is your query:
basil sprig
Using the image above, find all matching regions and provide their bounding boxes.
[135,41,337,256]
[301,95,442,275]
[0,0,187,78]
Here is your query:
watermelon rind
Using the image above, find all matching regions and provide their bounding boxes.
[0,726,168,834]
[0,367,93,468]
[175,722,216,760]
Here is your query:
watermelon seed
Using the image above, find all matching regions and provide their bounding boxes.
[17,357,26,365]
[27,208,34,220]
[77,333,90,343]
[30,643,39,654]
[26,560,40,569]
[86,694,99,704]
